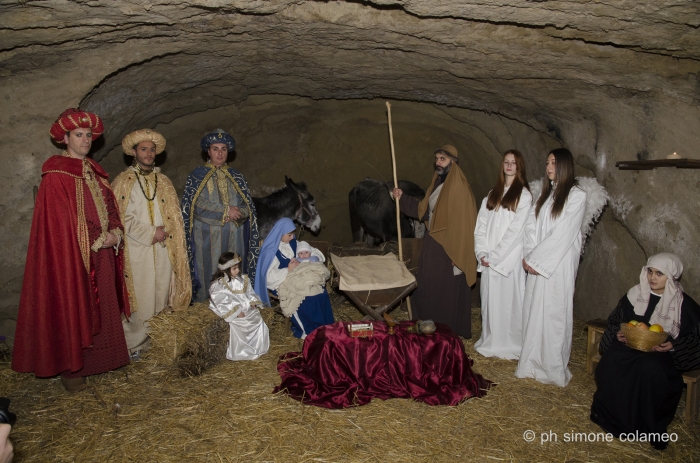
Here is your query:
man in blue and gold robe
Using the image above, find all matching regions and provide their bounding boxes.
[181,129,261,302]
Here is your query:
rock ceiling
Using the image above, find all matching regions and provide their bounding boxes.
[2,1,698,158]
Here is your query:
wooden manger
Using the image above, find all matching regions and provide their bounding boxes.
[327,238,422,320]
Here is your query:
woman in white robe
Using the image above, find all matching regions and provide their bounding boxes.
[209,252,269,361]
[474,149,532,360]
[515,148,587,387]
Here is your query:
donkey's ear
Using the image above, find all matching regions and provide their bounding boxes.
[286,176,300,192]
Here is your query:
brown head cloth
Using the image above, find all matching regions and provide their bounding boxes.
[435,144,458,161]
[417,144,478,285]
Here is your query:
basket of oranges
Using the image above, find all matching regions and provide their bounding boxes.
[621,320,668,352]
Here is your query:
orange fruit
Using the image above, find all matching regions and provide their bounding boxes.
[635,322,649,330]
[649,324,664,333]
[626,322,636,327]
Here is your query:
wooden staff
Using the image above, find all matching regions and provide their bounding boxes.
[386,101,413,319]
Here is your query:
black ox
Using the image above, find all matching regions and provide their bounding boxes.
[349,177,426,246]
[252,176,321,240]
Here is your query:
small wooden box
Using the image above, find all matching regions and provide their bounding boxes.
[347,322,374,338]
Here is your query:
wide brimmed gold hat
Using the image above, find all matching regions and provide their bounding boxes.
[121,129,167,155]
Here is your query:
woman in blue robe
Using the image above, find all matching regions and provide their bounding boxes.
[255,218,334,339]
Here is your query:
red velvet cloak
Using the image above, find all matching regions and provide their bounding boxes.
[12,155,131,377]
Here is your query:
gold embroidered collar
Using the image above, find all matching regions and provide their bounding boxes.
[221,275,248,294]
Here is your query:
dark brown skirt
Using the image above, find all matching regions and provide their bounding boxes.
[412,234,472,338]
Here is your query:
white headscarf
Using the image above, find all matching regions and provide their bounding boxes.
[626,252,684,338]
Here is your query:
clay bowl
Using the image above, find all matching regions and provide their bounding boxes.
[418,320,436,335]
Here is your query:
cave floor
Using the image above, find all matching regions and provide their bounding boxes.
[1,290,698,462]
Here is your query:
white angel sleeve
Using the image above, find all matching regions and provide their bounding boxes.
[525,189,587,279]
[244,276,263,307]
[473,196,490,265]
[522,204,537,257]
[488,190,532,276]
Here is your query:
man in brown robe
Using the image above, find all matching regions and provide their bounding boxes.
[393,144,477,338]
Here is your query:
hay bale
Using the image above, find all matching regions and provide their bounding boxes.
[148,302,229,376]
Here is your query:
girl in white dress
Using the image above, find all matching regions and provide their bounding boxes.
[209,252,270,361]
[474,149,532,360]
[515,148,587,386]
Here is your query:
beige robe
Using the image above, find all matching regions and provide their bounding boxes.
[417,165,478,286]
[112,167,191,351]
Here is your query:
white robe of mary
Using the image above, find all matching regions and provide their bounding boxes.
[209,275,269,361]
[473,187,532,360]
[515,186,587,387]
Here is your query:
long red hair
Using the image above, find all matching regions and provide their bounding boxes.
[486,149,530,212]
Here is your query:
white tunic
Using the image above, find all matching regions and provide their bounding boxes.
[209,275,269,361]
[473,187,532,360]
[515,186,587,387]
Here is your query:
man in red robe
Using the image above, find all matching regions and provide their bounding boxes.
[11,108,131,392]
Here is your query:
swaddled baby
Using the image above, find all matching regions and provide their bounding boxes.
[295,241,322,263]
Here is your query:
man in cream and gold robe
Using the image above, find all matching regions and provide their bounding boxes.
[112,129,191,355]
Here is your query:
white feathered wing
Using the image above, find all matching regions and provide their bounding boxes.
[528,177,609,254]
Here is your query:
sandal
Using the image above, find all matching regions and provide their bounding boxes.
[60,376,87,393]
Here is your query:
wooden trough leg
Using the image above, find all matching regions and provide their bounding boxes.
[341,282,417,321]
[343,290,383,320]
[374,283,417,318]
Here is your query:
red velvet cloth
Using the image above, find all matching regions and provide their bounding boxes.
[12,155,130,378]
[273,321,492,408]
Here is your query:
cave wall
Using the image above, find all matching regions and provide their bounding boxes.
[99,96,560,246]
[566,102,700,321]
[1,0,699,344]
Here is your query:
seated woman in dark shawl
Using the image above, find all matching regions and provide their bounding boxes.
[590,253,700,450]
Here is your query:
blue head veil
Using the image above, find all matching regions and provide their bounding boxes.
[254,218,296,305]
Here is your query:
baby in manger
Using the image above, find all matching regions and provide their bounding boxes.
[209,252,270,361]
